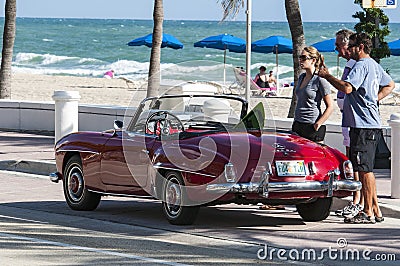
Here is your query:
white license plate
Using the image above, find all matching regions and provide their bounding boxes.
[275,160,307,176]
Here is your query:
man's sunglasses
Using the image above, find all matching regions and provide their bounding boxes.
[347,43,359,49]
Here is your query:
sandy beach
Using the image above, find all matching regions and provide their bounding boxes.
[7,73,399,126]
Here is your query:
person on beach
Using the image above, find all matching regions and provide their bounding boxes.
[254,66,270,88]
[103,69,115,79]
[292,46,333,143]
[333,29,363,220]
[318,32,395,224]
[268,71,277,88]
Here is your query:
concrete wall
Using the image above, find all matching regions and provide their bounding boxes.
[0,100,135,133]
[0,99,391,153]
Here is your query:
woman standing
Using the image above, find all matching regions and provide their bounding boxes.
[292,46,333,142]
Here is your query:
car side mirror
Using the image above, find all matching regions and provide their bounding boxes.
[114,120,123,129]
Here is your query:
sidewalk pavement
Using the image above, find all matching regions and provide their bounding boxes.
[0,130,399,219]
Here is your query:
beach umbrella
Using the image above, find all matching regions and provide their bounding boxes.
[388,39,400,56]
[127,33,183,49]
[194,33,246,83]
[311,38,336,52]
[252,36,293,88]
[311,38,340,77]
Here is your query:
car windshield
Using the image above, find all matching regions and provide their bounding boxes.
[128,95,247,133]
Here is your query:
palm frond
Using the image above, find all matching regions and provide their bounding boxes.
[217,0,245,21]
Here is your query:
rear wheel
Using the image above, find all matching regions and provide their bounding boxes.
[63,155,101,211]
[162,172,199,225]
[296,198,332,222]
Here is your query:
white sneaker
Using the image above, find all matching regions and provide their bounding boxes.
[335,201,352,217]
[343,203,363,219]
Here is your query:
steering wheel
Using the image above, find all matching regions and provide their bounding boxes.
[145,111,184,136]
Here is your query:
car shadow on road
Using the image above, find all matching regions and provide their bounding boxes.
[2,199,306,229]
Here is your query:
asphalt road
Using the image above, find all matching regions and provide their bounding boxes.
[0,170,398,265]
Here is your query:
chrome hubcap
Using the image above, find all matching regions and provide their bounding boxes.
[165,177,182,217]
[68,165,84,202]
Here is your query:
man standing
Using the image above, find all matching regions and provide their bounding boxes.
[318,33,395,224]
[334,29,363,219]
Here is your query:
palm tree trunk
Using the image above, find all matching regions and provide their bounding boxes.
[285,0,305,118]
[0,0,17,99]
[147,0,164,98]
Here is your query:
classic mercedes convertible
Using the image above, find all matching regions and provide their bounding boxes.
[50,94,361,225]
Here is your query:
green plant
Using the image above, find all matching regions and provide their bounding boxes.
[352,0,391,63]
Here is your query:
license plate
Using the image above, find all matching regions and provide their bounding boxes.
[275,160,307,176]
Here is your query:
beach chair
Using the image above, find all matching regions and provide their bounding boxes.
[380,91,400,105]
[232,67,277,97]
[118,76,148,90]
[250,79,277,97]
[228,67,247,95]
[390,91,400,105]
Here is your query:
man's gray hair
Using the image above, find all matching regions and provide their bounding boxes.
[336,29,354,44]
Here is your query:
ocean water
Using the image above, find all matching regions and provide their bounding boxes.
[2,18,400,86]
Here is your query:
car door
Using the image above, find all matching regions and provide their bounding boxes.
[100,130,156,192]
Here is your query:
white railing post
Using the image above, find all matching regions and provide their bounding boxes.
[52,91,80,144]
[388,113,400,199]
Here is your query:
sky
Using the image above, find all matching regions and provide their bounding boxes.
[0,0,399,23]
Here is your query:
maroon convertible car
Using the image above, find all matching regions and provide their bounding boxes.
[50,94,361,225]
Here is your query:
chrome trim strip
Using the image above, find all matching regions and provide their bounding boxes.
[153,164,216,178]
[87,189,155,199]
[206,180,362,195]
[57,149,100,155]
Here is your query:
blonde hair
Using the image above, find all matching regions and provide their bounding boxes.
[303,46,325,71]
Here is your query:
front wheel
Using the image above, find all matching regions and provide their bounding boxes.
[63,155,101,211]
[296,197,332,222]
[162,172,199,225]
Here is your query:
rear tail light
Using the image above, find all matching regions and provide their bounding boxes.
[308,161,317,175]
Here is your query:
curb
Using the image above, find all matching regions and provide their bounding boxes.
[0,160,56,176]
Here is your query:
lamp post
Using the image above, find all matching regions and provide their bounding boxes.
[245,0,252,103]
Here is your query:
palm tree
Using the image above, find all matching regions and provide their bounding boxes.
[218,0,305,118]
[0,0,17,99]
[147,0,164,97]
[284,0,305,118]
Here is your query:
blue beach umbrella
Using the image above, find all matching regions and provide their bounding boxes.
[388,39,400,56]
[127,33,183,49]
[252,35,293,54]
[194,33,246,83]
[252,36,293,88]
[311,38,336,52]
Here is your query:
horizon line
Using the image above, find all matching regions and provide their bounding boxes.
[3,16,400,24]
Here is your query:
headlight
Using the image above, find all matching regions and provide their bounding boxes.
[343,160,354,179]
[224,162,237,183]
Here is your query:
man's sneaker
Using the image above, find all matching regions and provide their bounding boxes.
[336,202,362,218]
[344,212,376,224]
[335,201,352,217]
[343,203,363,219]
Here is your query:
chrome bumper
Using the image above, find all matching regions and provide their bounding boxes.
[206,170,361,198]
